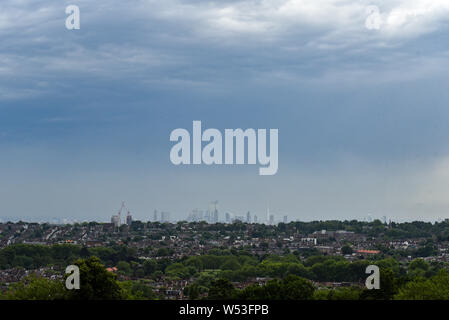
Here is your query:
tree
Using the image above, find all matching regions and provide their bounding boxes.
[117,261,132,275]
[67,256,125,300]
[165,263,194,279]
[143,259,157,276]
[207,279,236,299]
[414,244,437,257]
[156,248,170,257]
[221,258,241,271]
[184,283,200,300]
[237,283,266,300]
[80,246,90,258]
[3,275,66,300]
[408,258,430,278]
[278,275,315,300]
[238,275,315,300]
[396,270,449,300]
[120,280,155,300]
[314,287,361,300]
[341,245,353,255]
[360,268,398,300]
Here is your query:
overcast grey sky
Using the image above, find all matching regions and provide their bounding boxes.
[1,0,449,222]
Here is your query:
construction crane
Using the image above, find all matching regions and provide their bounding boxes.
[116,201,131,222]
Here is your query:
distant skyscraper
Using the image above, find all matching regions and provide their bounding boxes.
[112,201,127,228]
[187,209,204,222]
[153,210,158,222]
[253,215,258,223]
[283,215,288,223]
[187,209,196,222]
[205,210,211,223]
[246,211,251,223]
[126,211,132,226]
[210,201,219,223]
[160,211,170,223]
[111,215,120,228]
[269,214,274,225]
[225,212,231,223]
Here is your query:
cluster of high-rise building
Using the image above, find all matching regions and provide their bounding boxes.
[111,201,289,226]
[185,202,286,225]
[114,208,171,225]
[111,202,133,228]
[153,210,170,223]
[224,211,258,224]
[187,201,219,223]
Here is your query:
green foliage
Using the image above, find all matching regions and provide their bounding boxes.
[2,275,66,300]
[67,256,125,300]
[156,248,171,257]
[0,244,81,269]
[237,275,315,300]
[117,261,132,275]
[143,259,157,276]
[408,258,430,278]
[0,244,140,271]
[360,268,398,300]
[396,270,449,300]
[207,279,237,300]
[220,257,241,271]
[341,245,353,255]
[165,263,196,279]
[314,287,361,300]
[184,283,201,300]
[120,280,155,300]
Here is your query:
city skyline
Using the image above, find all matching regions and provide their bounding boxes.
[0,198,436,224]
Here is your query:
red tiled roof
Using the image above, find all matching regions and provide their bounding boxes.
[357,249,380,254]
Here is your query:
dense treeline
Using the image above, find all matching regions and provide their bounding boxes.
[2,256,449,300]
[188,219,449,240]
[0,243,449,300]
[177,251,446,286]
[0,244,137,270]
[200,268,449,300]
[0,257,153,300]
[147,219,449,240]
[1,245,447,286]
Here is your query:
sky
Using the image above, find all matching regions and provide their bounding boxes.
[1,0,449,223]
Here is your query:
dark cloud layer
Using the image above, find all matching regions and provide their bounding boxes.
[1,1,449,222]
